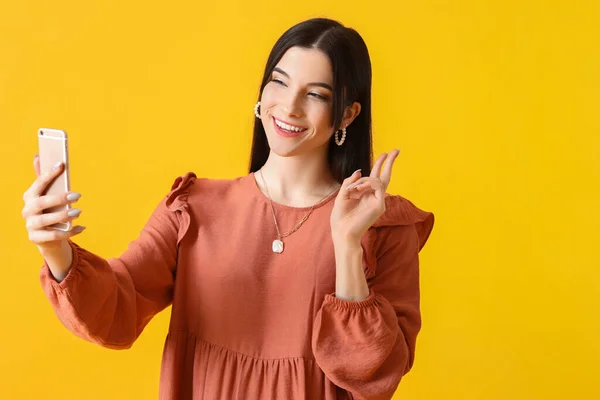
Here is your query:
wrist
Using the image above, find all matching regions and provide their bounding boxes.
[40,240,74,283]
[39,239,70,257]
[332,239,363,259]
[331,232,361,248]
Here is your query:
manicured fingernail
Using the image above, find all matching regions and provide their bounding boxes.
[66,192,81,201]
[67,208,81,217]
[74,226,86,232]
[352,169,362,176]
[52,161,62,171]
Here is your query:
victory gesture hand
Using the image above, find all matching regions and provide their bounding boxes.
[330,150,400,243]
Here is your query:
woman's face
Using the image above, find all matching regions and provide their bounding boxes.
[259,46,343,157]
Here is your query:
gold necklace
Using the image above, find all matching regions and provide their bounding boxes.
[259,169,340,254]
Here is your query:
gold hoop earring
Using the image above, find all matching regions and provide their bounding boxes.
[334,127,347,146]
[254,101,261,119]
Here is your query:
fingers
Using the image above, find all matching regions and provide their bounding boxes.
[22,191,81,219]
[346,177,385,200]
[366,149,400,188]
[380,149,400,187]
[26,208,82,231]
[28,225,86,245]
[22,190,84,245]
[24,160,64,200]
[338,148,401,197]
[23,154,86,246]
[346,176,371,191]
[24,203,85,245]
[370,153,389,178]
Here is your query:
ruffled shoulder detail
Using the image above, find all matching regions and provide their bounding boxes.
[375,194,435,251]
[360,194,434,279]
[165,172,197,244]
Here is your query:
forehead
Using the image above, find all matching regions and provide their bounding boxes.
[275,47,333,83]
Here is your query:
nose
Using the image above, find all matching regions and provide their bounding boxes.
[282,91,303,117]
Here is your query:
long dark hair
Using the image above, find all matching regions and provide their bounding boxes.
[248,18,373,183]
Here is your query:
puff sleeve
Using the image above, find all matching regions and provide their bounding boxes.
[39,172,197,349]
[312,194,434,400]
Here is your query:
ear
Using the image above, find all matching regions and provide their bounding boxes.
[339,102,362,130]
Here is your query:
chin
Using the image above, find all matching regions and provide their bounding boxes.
[266,140,302,157]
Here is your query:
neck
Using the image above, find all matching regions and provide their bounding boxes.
[256,148,341,208]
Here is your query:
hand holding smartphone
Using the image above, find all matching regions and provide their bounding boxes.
[22,127,85,237]
[21,128,85,280]
[36,128,74,231]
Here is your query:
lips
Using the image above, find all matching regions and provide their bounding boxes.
[273,117,307,131]
[272,117,307,137]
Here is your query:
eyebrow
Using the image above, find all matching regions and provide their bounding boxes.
[273,67,333,91]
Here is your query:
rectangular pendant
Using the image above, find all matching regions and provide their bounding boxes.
[272,239,284,253]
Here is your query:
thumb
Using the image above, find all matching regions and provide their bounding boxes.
[340,169,362,191]
[33,154,40,177]
[338,169,362,199]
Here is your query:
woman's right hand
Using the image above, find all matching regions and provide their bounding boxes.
[22,154,86,256]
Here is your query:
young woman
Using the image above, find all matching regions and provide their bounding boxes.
[22,18,434,400]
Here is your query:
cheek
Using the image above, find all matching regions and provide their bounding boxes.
[310,108,333,130]
[260,86,279,112]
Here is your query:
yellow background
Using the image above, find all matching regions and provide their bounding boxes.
[1,0,598,399]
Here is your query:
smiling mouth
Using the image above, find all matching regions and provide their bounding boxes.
[273,117,308,133]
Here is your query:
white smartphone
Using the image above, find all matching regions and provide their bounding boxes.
[37,128,72,231]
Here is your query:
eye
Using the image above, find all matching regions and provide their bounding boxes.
[309,92,327,100]
[271,78,285,85]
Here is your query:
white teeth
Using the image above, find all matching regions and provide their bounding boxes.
[275,118,305,132]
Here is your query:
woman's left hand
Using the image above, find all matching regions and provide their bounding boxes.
[330,149,400,244]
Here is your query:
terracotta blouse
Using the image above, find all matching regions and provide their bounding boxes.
[40,172,435,400]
